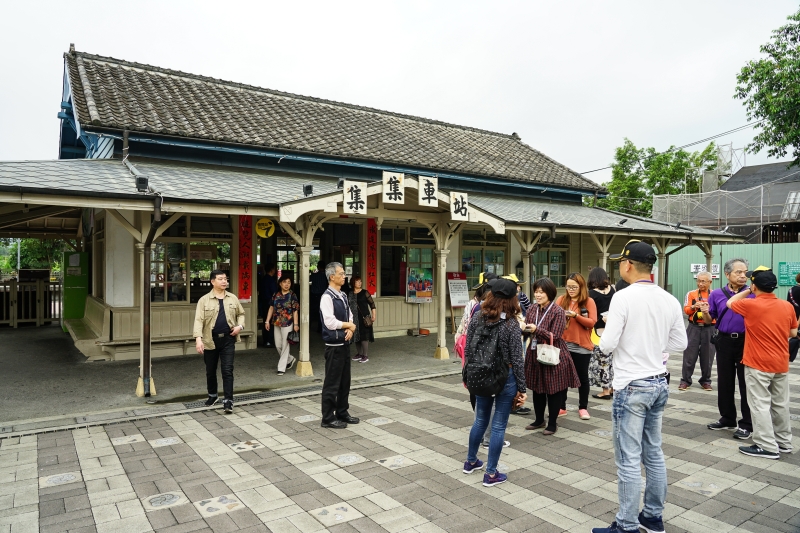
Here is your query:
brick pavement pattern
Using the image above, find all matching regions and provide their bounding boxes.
[3,360,800,533]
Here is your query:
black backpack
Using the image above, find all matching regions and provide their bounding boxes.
[462,312,509,397]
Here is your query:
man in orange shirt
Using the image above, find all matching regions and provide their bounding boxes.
[679,272,716,391]
[727,266,798,459]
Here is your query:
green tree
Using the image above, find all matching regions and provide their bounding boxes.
[591,139,716,217]
[735,8,800,167]
[0,239,67,273]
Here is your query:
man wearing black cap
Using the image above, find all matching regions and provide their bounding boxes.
[592,240,687,533]
[726,266,798,459]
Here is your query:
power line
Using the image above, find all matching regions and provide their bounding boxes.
[581,120,764,175]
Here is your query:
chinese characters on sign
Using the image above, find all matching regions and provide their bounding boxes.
[342,180,367,214]
[382,172,404,204]
[450,191,469,221]
[366,219,378,296]
[690,263,720,279]
[238,216,253,303]
[446,272,470,308]
[418,176,438,207]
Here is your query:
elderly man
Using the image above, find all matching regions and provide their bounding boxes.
[679,271,716,391]
[592,240,687,533]
[726,267,798,459]
[319,262,360,429]
[706,259,754,439]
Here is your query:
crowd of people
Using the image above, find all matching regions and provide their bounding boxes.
[452,241,798,533]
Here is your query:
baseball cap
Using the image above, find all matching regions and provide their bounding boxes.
[609,239,657,265]
[487,278,517,299]
[470,271,498,290]
[746,266,778,291]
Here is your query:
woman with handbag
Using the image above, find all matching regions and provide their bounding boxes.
[349,276,376,363]
[557,273,598,420]
[523,277,580,435]
[588,267,615,400]
[265,274,299,375]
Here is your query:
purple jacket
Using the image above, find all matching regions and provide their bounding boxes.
[708,285,754,334]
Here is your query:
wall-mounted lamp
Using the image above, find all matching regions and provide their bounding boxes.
[541,210,549,221]
[303,184,313,197]
[136,175,149,192]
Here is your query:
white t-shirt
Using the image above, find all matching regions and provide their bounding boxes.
[599,282,687,390]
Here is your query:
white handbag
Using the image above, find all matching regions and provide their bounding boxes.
[537,333,560,366]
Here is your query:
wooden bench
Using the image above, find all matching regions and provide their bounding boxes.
[64,296,110,360]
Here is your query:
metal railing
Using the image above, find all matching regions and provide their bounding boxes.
[0,280,62,327]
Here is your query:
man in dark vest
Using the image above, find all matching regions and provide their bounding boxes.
[319,262,359,428]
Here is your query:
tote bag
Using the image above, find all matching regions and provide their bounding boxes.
[537,333,560,366]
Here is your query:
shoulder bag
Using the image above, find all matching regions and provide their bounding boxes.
[537,333,560,366]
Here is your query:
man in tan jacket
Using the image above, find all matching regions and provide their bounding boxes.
[194,269,245,413]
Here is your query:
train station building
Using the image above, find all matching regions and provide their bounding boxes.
[0,46,735,390]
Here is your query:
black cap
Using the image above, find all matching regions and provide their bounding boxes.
[747,266,777,291]
[609,240,657,265]
[471,271,499,290]
[487,278,517,299]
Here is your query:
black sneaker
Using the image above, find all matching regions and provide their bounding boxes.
[204,396,219,407]
[511,407,531,415]
[733,428,751,440]
[707,421,736,431]
[739,444,779,459]
[779,445,793,454]
[286,357,297,371]
[638,511,665,533]
[223,400,233,414]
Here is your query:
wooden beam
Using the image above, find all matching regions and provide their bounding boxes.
[106,209,143,242]
[0,206,78,229]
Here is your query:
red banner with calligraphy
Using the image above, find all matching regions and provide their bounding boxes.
[366,219,378,295]
[238,216,253,302]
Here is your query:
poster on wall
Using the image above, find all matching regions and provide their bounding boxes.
[366,219,378,295]
[406,267,434,303]
[238,216,253,303]
[446,272,469,307]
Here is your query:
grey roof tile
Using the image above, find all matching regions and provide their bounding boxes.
[64,50,602,193]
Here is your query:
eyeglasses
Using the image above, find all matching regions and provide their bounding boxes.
[566,285,580,291]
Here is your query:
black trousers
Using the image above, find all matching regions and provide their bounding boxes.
[533,389,567,432]
[204,336,235,401]
[563,351,592,410]
[321,343,352,423]
[715,334,752,431]
[681,324,715,386]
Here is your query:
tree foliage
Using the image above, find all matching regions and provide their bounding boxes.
[735,8,800,167]
[590,139,717,217]
[0,239,67,274]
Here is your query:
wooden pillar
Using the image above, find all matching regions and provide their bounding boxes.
[295,245,314,376]
[434,249,450,360]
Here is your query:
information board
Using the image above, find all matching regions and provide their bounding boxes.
[406,267,433,303]
[446,272,470,308]
[778,262,800,286]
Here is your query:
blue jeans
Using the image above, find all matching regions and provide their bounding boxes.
[612,377,669,531]
[467,372,516,475]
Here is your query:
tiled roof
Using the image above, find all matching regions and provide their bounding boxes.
[469,194,729,238]
[64,50,602,193]
[0,159,726,238]
[720,162,800,192]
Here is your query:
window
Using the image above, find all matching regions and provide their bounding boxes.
[379,225,434,297]
[94,216,105,300]
[151,216,233,304]
[461,228,508,288]
[781,191,800,221]
[532,250,567,287]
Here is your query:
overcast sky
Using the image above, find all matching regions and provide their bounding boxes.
[0,1,796,184]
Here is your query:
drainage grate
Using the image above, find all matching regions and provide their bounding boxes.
[183,385,324,409]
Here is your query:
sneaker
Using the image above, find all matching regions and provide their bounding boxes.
[638,511,665,533]
[482,471,507,487]
[578,409,591,420]
[462,458,484,474]
[352,355,363,361]
[287,357,297,371]
[739,444,779,459]
[779,445,793,454]
[204,396,219,407]
[277,371,284,376]
[558,409,568,417]
[359,356,369,363]
[678,382,689,391]
[481,440,510,448]
[591,522,639,533]
[223,400,233,414]
[511,407,531,415]
[707,421,736,431]
[701,382,713,391]
[733,428,751,440]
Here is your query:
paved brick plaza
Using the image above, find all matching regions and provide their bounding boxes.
[2,361,800,533]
